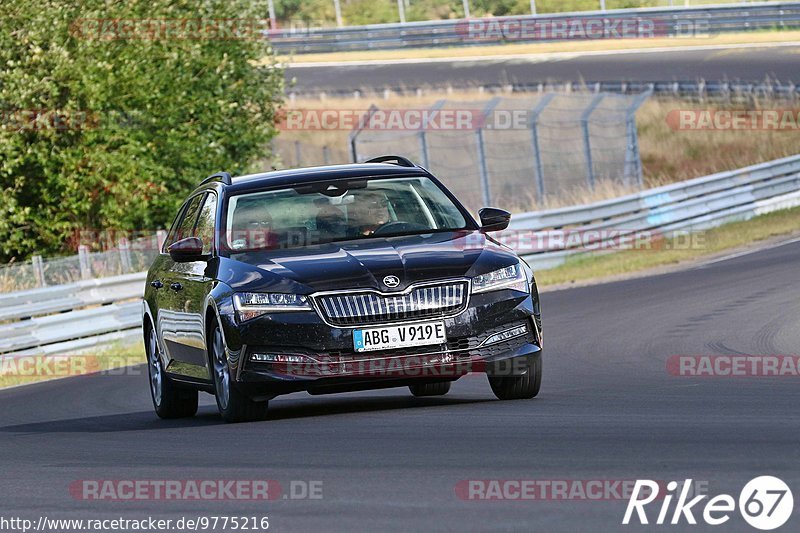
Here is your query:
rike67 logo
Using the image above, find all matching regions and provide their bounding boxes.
[623,476,793,530]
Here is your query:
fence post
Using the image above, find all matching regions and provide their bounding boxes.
[349,104,379,162]
[78,245,91,280]
[119,238,132,274]
[419,99,445,168]
[475,129,491,207]
[294,140,302,167]
[529,93,556,206]
[419,132,429,168]
[156,230,168,253]
[32,255,46,287]
[623,89,652,188]
[581,93,605,190]
[476,97,501,207]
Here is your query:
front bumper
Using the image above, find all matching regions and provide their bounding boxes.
[222,287,541,396]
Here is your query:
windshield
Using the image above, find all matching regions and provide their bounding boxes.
[222,176,469,253]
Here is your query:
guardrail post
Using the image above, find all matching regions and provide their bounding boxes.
[581,93,605,190]
[78,245,91,280]
[529,93,556,205]
[32,255,46,287]
[119,238,132,274]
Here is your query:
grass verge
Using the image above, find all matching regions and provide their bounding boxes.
[281,30,800,64]
[536,205,800,287]
[0,341,144,389]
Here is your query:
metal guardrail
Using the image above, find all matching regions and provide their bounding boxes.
[288,81,800,102]
[0,273,144,356]
[270,2,800,53]
[1,153,799,355]
[510,154,800,268]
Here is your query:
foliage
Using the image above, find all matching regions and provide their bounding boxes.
[0,0,283,260]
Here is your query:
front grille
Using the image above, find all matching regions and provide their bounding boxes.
[313,280,469,326]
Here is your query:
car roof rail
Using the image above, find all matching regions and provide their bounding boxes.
[364,155,417,168]
[200,171,232,186]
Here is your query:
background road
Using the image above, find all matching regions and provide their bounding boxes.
[1,239,799,532]
[286,45,800,94]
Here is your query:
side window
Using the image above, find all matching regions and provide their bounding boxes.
[169,194,204,248]
[195,193,217,255]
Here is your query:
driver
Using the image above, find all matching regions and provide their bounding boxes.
[353,191,391,236]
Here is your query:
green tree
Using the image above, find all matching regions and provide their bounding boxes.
[0,0,284,261]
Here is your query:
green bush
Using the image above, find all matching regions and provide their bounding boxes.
[0,0,283,261]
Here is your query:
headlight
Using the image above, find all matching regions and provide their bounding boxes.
[233,292,313,321]
[471,263,529,294]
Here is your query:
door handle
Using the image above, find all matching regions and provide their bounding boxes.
[150,280,163,289]
[170,282,183,291]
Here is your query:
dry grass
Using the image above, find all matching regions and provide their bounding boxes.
[638,99,800,186]
[280,30,800,64]
[0,341,144,389]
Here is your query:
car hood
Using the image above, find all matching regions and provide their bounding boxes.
[217,231,519,294]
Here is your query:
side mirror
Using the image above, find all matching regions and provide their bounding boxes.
[478,207,511,232]
[168,237,205,262]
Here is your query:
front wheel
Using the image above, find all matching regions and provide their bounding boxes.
[488,353,542,400]
[210,324,269,423]
[146,324,198,419]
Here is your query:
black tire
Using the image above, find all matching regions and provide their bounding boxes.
[488,353,542,400]
[409,381,451,397]
[209,323,269,423]
[146,324,198,419]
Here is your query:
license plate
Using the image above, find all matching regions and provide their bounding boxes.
[353,321,446,353]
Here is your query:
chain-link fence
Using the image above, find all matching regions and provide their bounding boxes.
[339,92,650,212]
[0,234,163,293]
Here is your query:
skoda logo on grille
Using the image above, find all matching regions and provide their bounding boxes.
[382,275,400,288]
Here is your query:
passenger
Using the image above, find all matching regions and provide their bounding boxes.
[229,203,279,251]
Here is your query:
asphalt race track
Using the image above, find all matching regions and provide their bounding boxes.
[1,239,799,532]
[286,45,800,94]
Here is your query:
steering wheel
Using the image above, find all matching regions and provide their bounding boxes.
[373,221,430,236]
